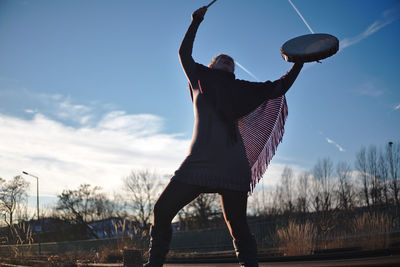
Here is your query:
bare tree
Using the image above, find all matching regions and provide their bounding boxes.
[110,192,128,218]
[123,170,162,229]
[177,194,221,230]
[296,171,311,213]
[280,166,295,213]
[56,184,114,238]
[311,158,338,249]
[355,147,370,207]
[377,151,390,206]
[336,161,354,210]
[248,186,270,216]
[187,193,220,229]
[0,175,29,227]
[271,184,284,214]
[367,145,383,205]
[271,166,295,214]
[388,142,400,206]
[312,158,334,212]
[0,177,4,226]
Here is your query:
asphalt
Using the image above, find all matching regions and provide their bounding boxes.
[164,254,400,266]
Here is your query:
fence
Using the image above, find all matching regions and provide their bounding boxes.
[0,219,278,257]
[0,238,125,257]
[1,215,399,257]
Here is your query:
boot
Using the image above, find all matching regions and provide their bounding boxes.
[232,235,259,267]
[143,225,172,267]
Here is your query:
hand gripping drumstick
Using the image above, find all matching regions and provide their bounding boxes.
[206,0,217,9]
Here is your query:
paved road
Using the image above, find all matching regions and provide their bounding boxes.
[164,255,400,267]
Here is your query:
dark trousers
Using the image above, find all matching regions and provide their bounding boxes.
[152,179,252,241]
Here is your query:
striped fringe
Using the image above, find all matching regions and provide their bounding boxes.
[238,96,288,194]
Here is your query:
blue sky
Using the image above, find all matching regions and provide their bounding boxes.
[0,0,399,208]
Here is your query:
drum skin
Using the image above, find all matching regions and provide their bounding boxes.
[281,33,339,63]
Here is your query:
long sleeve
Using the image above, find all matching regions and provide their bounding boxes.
[179,18,202,86]
[268,62,303,98]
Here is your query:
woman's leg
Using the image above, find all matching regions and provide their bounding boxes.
[219,190,251,240]
[153,179,202,227]
[220,190,258,267]
[144,179,202,267]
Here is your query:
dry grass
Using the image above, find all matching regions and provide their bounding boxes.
[351,212,392,250]
[276,220,317,256]
[3,218,148,266]
[276,212,394,256]
[112,218,149,250]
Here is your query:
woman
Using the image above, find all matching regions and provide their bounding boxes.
[144,5,303,267]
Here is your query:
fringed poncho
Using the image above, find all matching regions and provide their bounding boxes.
[239,95,288,192]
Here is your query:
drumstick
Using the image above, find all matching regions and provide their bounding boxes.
[206,0,217,8]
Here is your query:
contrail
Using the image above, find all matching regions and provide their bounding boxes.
[235,61,260,81]
[288,0,314,34]
[326,137,345,152]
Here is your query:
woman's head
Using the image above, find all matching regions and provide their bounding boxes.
[209,54,235,73]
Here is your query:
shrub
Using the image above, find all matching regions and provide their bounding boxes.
[276,220,317,256]
[352,212,392,250]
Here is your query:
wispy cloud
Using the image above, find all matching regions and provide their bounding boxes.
[394,104,400,110]
[24,109,37,114]
[97,111,163,136]
[326,137,346,152]
[56,97,92,124]
[355,81,384,97]
[319,131,345,152]
[0,95,190,198]
[340,4,400,50]
[357,88,384,97]
[3,87,113,127]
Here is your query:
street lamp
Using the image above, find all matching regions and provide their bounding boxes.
[22,171,41,255]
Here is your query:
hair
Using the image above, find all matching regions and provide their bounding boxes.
[209,54,235,72]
